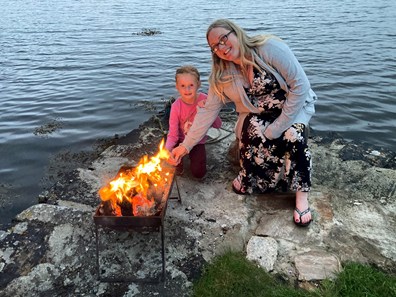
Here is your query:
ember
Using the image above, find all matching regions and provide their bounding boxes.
[97,139,173,216]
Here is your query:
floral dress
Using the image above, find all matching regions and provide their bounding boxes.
[235,67,312,194]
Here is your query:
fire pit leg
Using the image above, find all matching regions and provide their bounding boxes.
[161,224,166,282]
[95,225,100,280]
[169,176,182,203]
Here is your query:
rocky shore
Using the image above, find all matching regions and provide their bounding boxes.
[1,109,395,297]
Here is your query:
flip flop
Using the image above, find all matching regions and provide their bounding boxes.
[294,207,312,227]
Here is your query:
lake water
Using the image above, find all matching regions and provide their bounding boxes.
[1,0,395,225]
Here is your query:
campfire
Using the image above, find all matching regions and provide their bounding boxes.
[93,139,180,282]
[97,138,174,217]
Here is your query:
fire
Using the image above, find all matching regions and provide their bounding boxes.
[98,139,172,216]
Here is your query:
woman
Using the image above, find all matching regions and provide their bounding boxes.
[170,19,317,227]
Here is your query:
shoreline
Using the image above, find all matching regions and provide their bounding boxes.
[1,110,395,296]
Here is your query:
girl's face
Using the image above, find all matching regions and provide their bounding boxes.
[175,73,200,102]
[207,27,240,63]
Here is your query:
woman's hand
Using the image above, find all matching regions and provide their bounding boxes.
[167,153,179,166]
[171,145,188,165]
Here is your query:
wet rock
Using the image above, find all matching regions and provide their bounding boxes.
[133,28,162,36]
[33,118,63,137]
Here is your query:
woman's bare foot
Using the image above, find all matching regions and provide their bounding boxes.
[232,175,246,194]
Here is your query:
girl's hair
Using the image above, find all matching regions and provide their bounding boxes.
[175,65,201,83]
[206,19,278,101]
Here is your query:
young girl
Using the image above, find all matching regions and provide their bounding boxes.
[165,65,222,178]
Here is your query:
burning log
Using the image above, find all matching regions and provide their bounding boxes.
[97,200,120,217]
[131,193,155,216]
[119,199,133,216]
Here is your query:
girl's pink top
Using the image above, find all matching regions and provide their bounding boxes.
[165,92,222,151]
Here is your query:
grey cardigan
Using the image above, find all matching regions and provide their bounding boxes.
[181,38,317,152]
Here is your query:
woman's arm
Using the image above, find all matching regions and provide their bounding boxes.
[179,88,224,152]
[260,40,311,139]
[197,93,222,129]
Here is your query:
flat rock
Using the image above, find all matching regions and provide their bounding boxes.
[295,251,341,281]
[246,236,278,272]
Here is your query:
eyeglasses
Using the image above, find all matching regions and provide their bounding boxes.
[210,30,234,53]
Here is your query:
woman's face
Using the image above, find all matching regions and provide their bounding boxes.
[207,27,240,63]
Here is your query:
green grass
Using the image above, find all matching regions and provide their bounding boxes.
[319,262,396,297]
[192,251,396,297]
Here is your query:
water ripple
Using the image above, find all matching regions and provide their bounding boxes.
[0,0,395,224]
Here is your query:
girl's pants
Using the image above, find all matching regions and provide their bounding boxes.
[177,143,206,178]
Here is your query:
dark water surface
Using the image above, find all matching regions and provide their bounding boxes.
[1,0,395,225]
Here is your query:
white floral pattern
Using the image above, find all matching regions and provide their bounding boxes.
[234,68,312,194]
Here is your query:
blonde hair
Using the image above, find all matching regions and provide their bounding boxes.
[206,19,279,101]
[175,65,201,83]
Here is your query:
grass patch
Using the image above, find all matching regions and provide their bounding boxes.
[192,251,310,297]
[319,262,396,297]
[192,251,396,297]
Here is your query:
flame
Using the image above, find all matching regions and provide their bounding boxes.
[98,139,171,216]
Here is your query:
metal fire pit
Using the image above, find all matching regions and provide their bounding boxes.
[93,166,181,283]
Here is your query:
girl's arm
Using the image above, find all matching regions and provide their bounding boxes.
[165,100,181,151]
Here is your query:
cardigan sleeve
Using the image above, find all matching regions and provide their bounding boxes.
[181,88,224,152]
[197,93,222,130]
[260,40,311,139]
